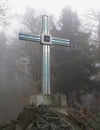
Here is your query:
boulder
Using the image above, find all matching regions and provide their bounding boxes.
[0,105,99,130]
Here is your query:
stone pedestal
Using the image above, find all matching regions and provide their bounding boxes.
[29,94,67,107]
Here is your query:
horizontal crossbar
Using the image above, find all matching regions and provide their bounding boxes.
[19,33,70,46]
[19,33,41,42]
[52,37,70,46]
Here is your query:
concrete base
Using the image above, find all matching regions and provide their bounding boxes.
[29,94,67,107]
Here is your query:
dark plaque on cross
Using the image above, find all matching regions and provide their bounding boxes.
[19,15,70,95]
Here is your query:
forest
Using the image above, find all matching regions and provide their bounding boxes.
[0,0,100,122]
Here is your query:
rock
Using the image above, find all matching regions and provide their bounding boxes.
[0,120,16,130]
[0,105,99,130]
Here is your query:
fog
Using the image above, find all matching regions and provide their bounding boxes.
[0,0,100,122]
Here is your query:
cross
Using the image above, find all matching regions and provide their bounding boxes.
[19,15,70,95]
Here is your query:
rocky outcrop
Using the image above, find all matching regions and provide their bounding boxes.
[0,105,99,130]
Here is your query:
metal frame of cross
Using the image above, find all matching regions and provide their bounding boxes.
[19,15,70,95]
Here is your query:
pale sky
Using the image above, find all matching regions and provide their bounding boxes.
[8,0,100,16]
[5,0,100,37]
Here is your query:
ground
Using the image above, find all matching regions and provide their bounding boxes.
[0,105,100,130]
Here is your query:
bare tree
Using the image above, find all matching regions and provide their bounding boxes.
[86,10,100,49]
[0,0,9,26]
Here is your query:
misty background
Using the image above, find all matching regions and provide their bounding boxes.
[0,0,100,122]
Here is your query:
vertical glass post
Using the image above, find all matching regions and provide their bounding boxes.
[42,15,50,94]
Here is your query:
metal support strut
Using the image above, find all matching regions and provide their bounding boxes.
[42,15,50,94]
